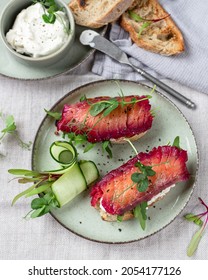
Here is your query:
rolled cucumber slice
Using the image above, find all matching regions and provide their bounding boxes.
[52,161,99,207]
[52,163,86,207]
[47,141,77,175]
[80,161,99,186]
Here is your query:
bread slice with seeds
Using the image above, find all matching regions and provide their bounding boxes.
[120,0,184,55]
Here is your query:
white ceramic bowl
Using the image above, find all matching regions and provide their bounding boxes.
[0,0,75,66]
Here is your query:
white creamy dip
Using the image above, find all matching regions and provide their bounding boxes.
[6,3,69,58]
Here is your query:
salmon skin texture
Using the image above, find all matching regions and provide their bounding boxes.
[56,96,153,143]
[90,146,190,215]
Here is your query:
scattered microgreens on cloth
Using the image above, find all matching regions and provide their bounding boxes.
[184,197,208,257]
[0,112,32,154]
[128,10,170,38]
[32,0,64,24]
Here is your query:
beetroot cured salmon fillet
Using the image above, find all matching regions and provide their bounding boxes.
[90,145,190,216]
[56,95,153,143]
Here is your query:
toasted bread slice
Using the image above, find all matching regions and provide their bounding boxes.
[120,0,184,55]
[69,0,135,28]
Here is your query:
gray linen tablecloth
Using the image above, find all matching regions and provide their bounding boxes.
[0,59,208,259]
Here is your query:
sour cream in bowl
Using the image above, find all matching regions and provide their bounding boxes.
[0,0,75,66]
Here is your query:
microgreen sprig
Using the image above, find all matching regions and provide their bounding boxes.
[0,112,32,151]
[8,168,61,218]
[184,197,208,257]
[32,0,63,24]
[44,109,61,120]
[88,95,152,118]
[131,162,156,192]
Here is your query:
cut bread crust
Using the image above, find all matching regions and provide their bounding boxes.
[120,0,184,55]
[69,0,135,28]
[110,131,146,144]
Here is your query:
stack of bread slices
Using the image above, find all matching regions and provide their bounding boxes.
[69,0,184,55]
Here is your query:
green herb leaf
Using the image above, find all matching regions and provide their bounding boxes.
[133,202,148,230]
[80,95,87,102]
[42,13,56,24]
[132,161,156,193]
[74,134,87,145]
[102,140,110,151]
[172,136,180,149]
[44,109,61,120]
[184,213,203,227]
[1,115,16,133]
[131,173,146,183]
[31,197,48,209]
[138,22,151,38]
[187,228,204,257]
[103,101,119,116]
[25,183,52,197]
[117,215,123,222]
[84,143,96,153]
[30,206,47,218]
[137,178,149,192]
[12,184,37,206]
[128,11,144,22]
[145,167,156,177]
[90,103,109,117]
[102,140,113,158]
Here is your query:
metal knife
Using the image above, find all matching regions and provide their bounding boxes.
[80,30,196,109]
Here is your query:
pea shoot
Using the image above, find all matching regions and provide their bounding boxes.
[131,162,156,192]
[32,0,64,24]
[0,112,32,152]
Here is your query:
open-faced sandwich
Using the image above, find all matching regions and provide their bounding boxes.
[90,142,190,222]
[56,95,153,143]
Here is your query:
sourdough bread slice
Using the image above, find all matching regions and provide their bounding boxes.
[69,0,135,28]
[120,0,184,55]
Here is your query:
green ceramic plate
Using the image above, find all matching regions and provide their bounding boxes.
[32,80,199,243]
[0,0,107,80]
